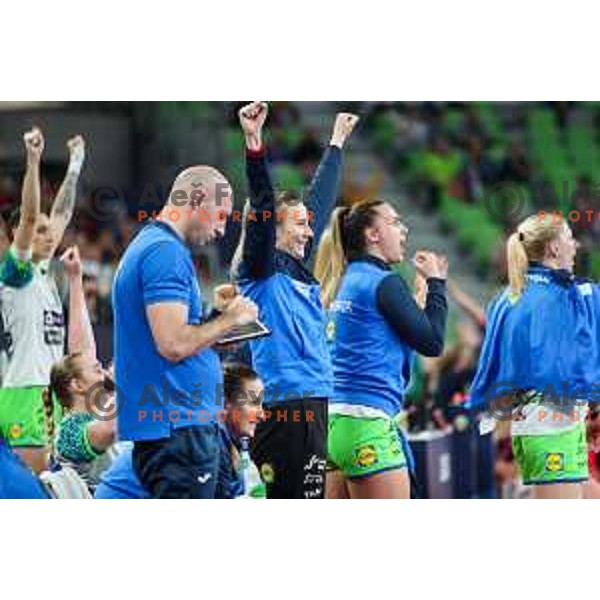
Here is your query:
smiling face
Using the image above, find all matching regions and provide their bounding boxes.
[276,201,314,260]
[228,376,264,439]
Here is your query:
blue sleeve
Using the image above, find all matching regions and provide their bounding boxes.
[237,149,276,281]
[376,275,448,357]
[140,242,191,306]
[305,145,343,261]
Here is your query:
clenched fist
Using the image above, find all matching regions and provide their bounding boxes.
[331,113,360,149]
[23,127,44,163]
[60,246,82,279]
[413,251,448,281]
[239,101,269,151]
[66,135,86,174]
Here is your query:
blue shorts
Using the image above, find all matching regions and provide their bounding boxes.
[132,425,221,499]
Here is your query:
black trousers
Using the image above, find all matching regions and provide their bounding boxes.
[251,398,327,499]
[132,425,221,499]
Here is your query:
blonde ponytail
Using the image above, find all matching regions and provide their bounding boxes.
[507,232,529,300]
[315,207,350,309]
[507,213,566,301]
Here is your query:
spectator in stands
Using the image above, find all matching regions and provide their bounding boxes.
[293,128,324,181]
[461,136,499,203]
[501,139,531,183]
[550,101,574,131]
[0,175,18,218]
[420,136,462,207]
[571,174,600,273]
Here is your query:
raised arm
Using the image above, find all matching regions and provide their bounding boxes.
[235,101,276,280]
[305,113,359,260]
[49,135,85,256]
[14,128,44,256]
[61,246,96,360]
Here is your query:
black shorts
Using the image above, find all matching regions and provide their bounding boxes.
[251,398,327,499]
[132,425,221,499]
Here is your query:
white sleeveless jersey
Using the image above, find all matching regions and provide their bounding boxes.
[0,260,65,388]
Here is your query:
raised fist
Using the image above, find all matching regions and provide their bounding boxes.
[66,135,86,173]
[331,113,360,149]
[23,127,44,163]
[239,101,269,145]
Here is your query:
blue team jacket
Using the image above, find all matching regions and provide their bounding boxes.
[470,264,600,410]
[235,146,342,405]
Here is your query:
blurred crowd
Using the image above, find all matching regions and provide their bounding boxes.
[361,101,600,279]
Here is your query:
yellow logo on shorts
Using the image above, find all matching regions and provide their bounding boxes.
[260,463,275,484]
[8,423,23,440]
[545,453,565,473]
[355,445,378,468]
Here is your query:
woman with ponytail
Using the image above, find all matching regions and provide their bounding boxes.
[316,200,449,499]
[470,214,600,498]
[51,247,116,493]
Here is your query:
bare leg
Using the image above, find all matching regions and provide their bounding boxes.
[533,483,583,499]
[13,447,48,475]
[583,478,600,499]
[326,470,350,499]
[347,469,411,500]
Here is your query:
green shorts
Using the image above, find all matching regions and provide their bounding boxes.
[0,387,62,448]
[328,413,407,480]
[512,423,589,486]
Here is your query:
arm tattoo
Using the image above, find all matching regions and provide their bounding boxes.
[52,172,78,223]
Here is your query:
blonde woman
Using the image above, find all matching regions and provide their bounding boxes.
[470,214,600,499]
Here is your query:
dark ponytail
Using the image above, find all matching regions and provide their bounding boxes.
[315,200,386,308]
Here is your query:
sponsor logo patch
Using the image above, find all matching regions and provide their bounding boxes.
[355,445,378,469]
[545,452,565,473]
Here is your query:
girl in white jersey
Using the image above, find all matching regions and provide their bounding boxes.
[0,128,86,474]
